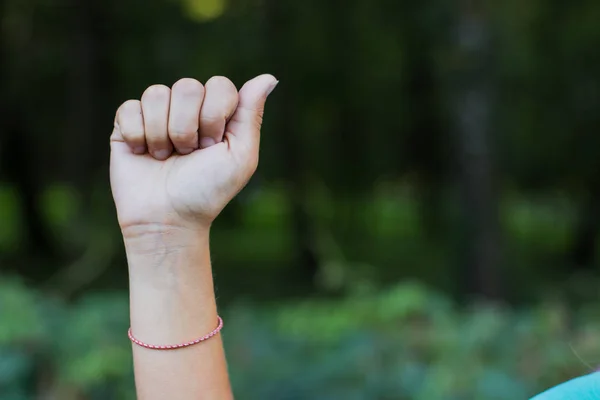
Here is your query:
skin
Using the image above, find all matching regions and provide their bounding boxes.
[109,73,278,400]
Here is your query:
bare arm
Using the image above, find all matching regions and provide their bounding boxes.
[125,227,231,399]
[109,74,278,399]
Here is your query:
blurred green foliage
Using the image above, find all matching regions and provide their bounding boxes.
[1,278,599,400]
[0,182,588,299]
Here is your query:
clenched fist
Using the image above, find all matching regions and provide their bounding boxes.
[109,74,278,235]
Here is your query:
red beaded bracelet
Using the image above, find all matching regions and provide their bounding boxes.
[128,316,224,350]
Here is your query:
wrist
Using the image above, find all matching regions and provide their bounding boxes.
[123,223,218,344]
[123,223,213,294]
[122,223,210,258]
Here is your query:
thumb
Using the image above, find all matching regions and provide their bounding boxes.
[226,74,278,154]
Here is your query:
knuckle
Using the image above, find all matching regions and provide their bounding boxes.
[256,109,264,125]
[122,129,143,141]
[142,84,170,99]
[206,75,234,88]
[118,99,141,115]
[172,78,204,95]
[200,113,227,124]
[145,134,168,145]
[170,116,199,137]
[235,105,264,130]
[169,127,196,139]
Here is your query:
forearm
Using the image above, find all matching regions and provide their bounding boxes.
[123,225,232,400]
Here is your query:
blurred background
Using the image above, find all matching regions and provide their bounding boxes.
[2,0,600,398]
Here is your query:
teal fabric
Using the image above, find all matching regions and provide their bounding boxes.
[531,373,600,399]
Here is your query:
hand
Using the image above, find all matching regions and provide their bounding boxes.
[109,74,278,236]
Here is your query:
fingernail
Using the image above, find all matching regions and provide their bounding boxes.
[133,146,145,154]
[266,80,279,97]
[154,149,171,160]
[200,137,216,148]
[179,148,195,155]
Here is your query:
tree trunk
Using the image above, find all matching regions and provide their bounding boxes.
[64,0,97,191]
[453,2,503,299]
[401,4,445,239]
[0,0,56,272]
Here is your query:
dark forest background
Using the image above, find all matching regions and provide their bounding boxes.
[2,0,600,398]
